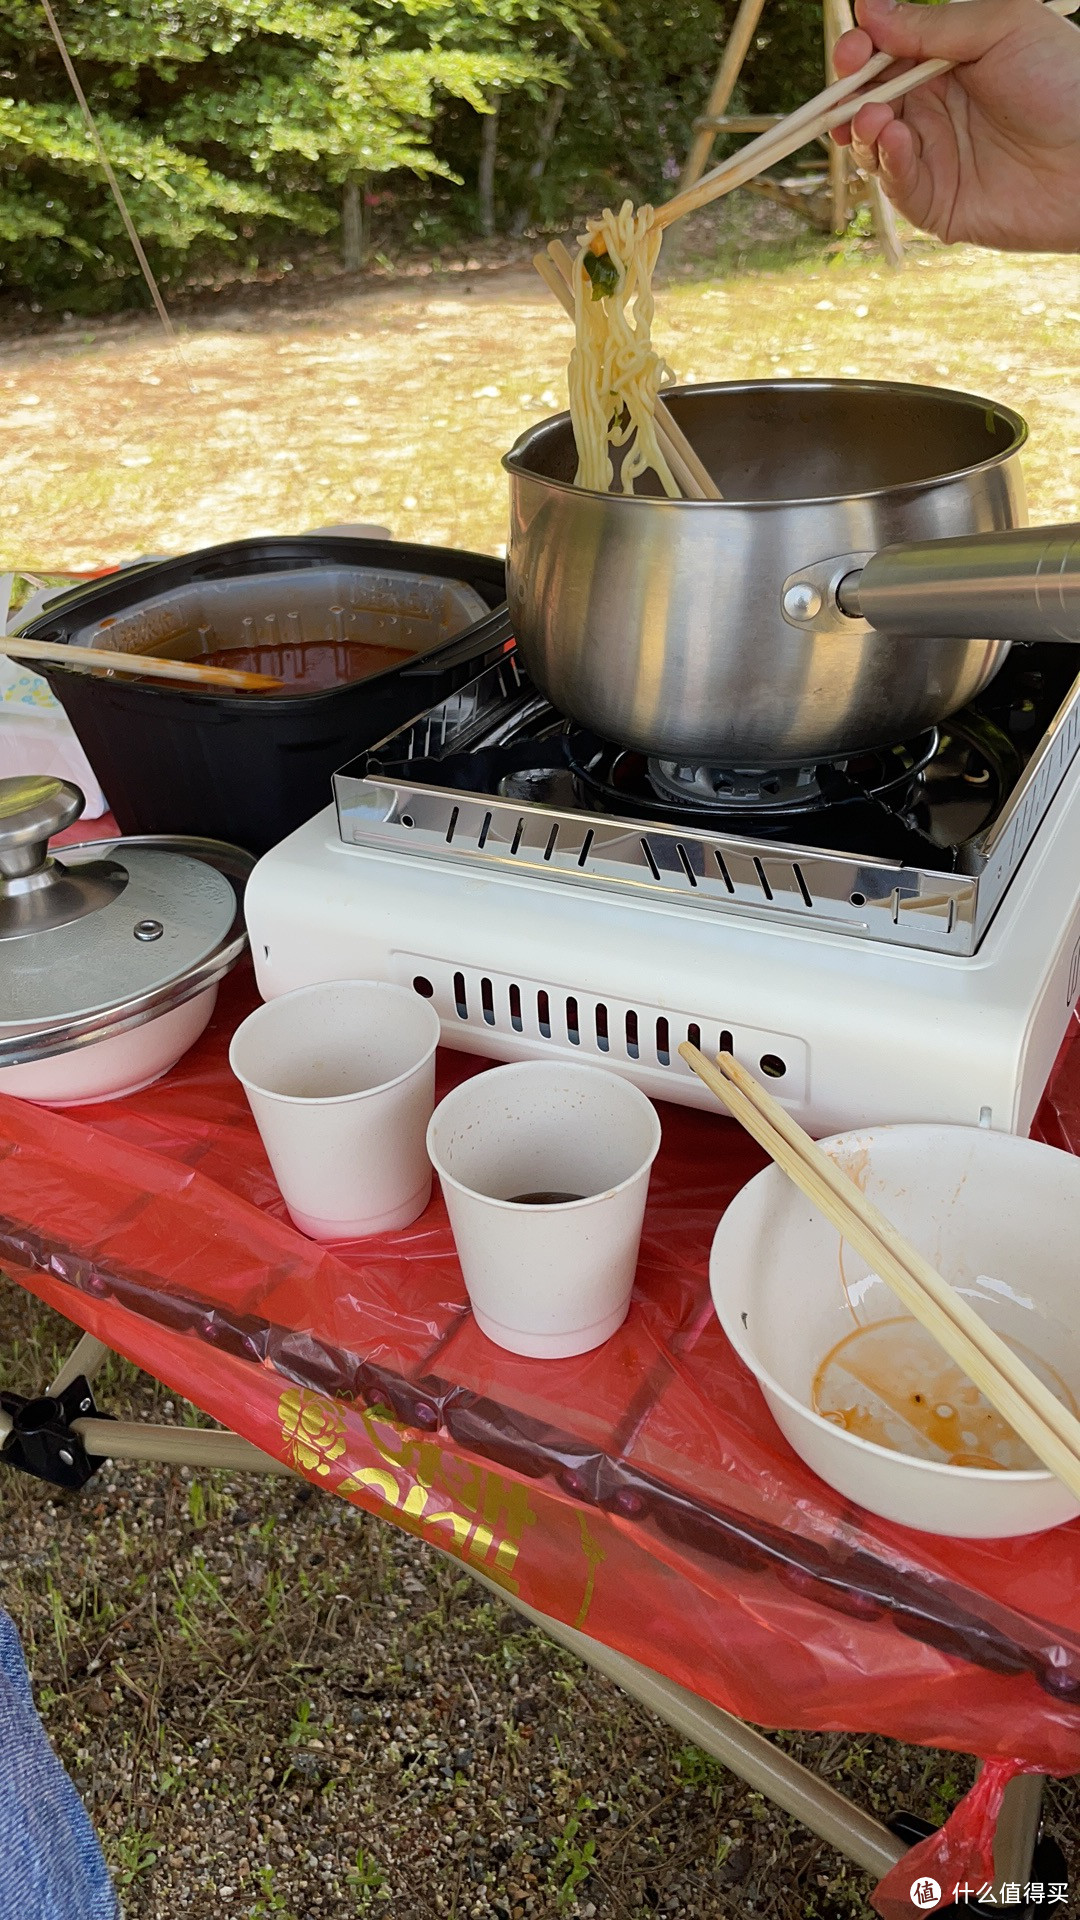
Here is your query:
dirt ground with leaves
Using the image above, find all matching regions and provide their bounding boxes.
[1,1279,1078,1920]
[2,206,1080,570]
[2,206,1080,1916]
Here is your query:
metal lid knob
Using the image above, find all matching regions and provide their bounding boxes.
[0,774,127,941]
[0,776,84,880]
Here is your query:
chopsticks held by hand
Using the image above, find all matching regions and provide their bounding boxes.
[680,1042,1080,1504]
[654,0,1078,232]
[533,242,722,502]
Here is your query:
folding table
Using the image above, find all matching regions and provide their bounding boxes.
[3,961,1078,1919]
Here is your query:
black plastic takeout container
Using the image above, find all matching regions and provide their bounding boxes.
[19,535,507,853]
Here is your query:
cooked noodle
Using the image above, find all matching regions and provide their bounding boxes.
[568,200,677,497]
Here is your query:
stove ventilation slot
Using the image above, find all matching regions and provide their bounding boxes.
[373,790,839,922]
[395,956,806,1099]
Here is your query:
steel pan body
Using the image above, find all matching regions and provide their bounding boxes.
[503,380,1028,765]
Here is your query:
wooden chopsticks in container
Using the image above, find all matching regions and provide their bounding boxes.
[5,635,284,690]
[680,1042,1080,1503]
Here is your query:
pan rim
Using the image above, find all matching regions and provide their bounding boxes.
[503,375,1029,509]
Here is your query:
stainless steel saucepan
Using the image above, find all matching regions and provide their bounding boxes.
[503,379,1080,767]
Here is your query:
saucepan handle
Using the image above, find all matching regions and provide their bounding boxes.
[837,523,1080,643]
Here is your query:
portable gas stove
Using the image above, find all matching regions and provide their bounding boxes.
[245,614,1080,1133]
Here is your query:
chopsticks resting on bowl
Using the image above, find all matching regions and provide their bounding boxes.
[680,1042,1080,1503]
[533,242,723,502]
[654,0,1078,232]
[3,635,285,691]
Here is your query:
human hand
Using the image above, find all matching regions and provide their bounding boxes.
[832,0,1080,250]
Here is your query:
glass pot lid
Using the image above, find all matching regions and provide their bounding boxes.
[0,775,247,1038]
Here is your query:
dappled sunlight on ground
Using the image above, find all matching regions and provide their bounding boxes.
[2,230,1079,573]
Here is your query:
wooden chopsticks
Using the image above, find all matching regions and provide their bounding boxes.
[680,1042,1080,1503]
[532,241,722,502]
[654,0,1077,232]
[526,0,1068,503]
[4,634,285,690]
[530,0,1076,496]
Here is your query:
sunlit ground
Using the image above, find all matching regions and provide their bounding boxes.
[2,206,1079,574]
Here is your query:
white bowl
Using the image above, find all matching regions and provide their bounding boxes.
[0,984,218,1106]
[710,1124,1080,1539]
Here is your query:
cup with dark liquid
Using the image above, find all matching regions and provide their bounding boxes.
[426,1061,662,1357]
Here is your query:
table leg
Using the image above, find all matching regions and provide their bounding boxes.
[49,1332,110,1396]
[990,1770,1045,1898]
[74,1416,294,1475]
[465,1564,907,1882]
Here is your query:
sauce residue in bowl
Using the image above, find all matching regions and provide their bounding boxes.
[812,1316,1078,1470]
[199,639,414,691]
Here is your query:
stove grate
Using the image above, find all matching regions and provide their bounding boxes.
[334,647,1080,959]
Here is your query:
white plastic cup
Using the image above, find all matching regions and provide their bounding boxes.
[229,980,441,1240]
[426,1061,662,1358]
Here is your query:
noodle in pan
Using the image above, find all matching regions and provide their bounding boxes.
[568,200,678,497]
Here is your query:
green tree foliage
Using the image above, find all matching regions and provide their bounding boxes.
[429,0,828,240]
[0,0,831,306]
[0,0,601,304]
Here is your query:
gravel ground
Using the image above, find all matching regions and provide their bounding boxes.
[1,1280,1077,1919]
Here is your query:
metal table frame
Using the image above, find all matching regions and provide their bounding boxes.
[1,1322,1055,1909]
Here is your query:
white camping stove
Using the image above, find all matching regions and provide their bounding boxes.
[245,635,1080,1136]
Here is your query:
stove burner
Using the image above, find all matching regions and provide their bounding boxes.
[648,758,828,812]
[363,647,1058,872]
[336,644,1080,962]
[646,749,932,815]
[566,728,941,830]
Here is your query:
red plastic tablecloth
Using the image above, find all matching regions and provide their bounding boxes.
[2,960,1080,1914]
